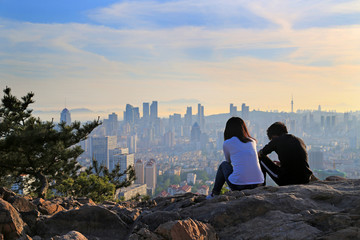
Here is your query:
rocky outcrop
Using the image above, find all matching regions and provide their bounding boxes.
[1,179,360,239]
[0,198,28,239]
[51,231,88,240]
[36,205,129,240]
[155,218,218,240]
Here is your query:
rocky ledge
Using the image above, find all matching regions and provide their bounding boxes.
[1,177,360,240]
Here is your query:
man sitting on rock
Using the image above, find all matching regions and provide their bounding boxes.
[258,122,314,186]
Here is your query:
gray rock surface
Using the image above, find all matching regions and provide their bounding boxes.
[36,205,129,240]
[1,178,360,240]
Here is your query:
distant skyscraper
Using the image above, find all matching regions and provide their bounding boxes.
[291,96,294,113]
[111,148,134,181]
[106,112,118,136]
[60,108,71,125]
[164,130,175,147]
[134,159,145,184]
[197,104,205,130]
[230,104,237,117]
[185,107,192,125]
[145,159,157,194]
[133,107,140,123]
[191,122,201,142]
[309,149,324,170]
[184,107,192,137]
[143,102,150,120]
[127,134,137,153]
[150,101,158,121]
[124,104,134,123]
[241,103,249,120]
[91,136,117,169]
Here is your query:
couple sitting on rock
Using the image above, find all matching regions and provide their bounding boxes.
[207,117,314,199]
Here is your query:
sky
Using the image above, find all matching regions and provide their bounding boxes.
[1,0,360,121]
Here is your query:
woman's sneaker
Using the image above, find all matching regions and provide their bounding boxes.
[206,193,215,200]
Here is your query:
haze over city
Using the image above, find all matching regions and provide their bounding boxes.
[1,0,360,121]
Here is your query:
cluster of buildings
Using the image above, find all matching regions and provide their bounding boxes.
[60,98,360,199]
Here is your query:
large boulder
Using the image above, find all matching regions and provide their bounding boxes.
[32,198,66,215]
[139,211,181,231]
[0,188,16,202]
[7,196,37,213]
[133,179,360,240]
[36,205,129,240]
[51,231,88,240]
[0,198,28,240]
[155,218,218,240]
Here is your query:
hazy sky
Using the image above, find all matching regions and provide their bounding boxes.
[1,0,360,121]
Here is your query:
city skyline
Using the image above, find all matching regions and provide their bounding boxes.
[1,1,360,118]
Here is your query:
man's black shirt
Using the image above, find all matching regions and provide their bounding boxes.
[260,134,313,183]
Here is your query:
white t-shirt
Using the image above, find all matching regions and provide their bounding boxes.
[223,136,264,185]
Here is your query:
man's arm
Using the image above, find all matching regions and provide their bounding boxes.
[258,140,275,157]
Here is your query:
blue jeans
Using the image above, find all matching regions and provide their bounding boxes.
[212,161,261,195]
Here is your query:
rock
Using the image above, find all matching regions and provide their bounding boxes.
[128,228,164,240]
[0,187,16,202]
[51,230,88,240]
[317,227,360,240]
[33,198,66,215]
[21,209,41,233]
[8,196,37,213]
[325,176,347,181]
[75,198,96,206]
[0,198,28,240]
[111,206,141,225]
[139,211,181,231]
[36,205,129,240]
[155,218,218,240]
[50,198,82,210]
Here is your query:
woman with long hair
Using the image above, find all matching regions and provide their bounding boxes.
[207,117,264,199]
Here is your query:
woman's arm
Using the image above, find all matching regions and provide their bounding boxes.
[223,141,231,163]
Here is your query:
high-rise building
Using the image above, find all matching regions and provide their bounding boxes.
[133,107,140,123]
[143,102,150,121]
[91,136,117,169]
[106,112,118,136]
[191,122,201,142]
[60,108,71,125]
[124,104,134,124]
[230,104,237,117]
[127,134,137,153]
[184,107,192,137]
[150,101,158,121]
[164,130,175,147]
[309,150,324,170]
[184,107,192,126]
[111,148,134,181]
[197,104,205,130]
[134,159,145,184]
[241,103,249,120]
[145,159,157,195]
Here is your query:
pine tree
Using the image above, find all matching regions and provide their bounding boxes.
[0,87,100,198]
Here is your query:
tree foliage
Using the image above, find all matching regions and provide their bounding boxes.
[55,158,136,202]
[0,87,100,198]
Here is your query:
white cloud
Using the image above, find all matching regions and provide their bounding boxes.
[1,1,360,115]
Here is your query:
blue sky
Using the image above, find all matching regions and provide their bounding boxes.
[1,0,360,121]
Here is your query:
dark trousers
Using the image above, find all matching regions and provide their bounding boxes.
[259,156,310,186]
[212,161,261,195]
[259,155,285,186]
